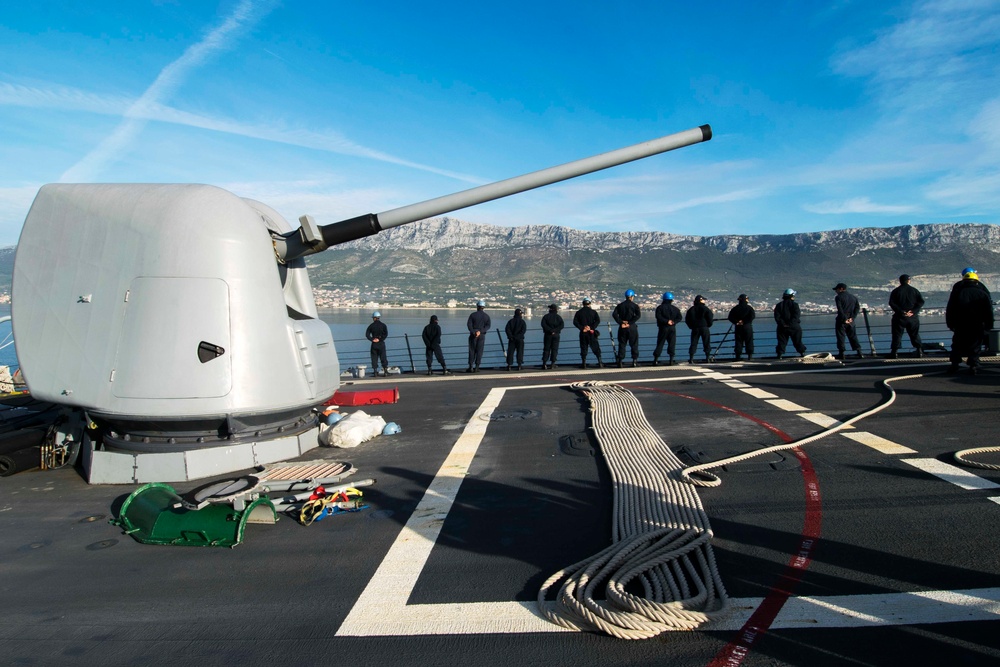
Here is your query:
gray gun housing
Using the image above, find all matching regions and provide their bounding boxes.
[11,125,711,483]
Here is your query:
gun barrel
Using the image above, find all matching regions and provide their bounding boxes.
[284,124,711,256]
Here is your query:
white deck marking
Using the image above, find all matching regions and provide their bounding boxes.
[339,370,998,637]
[766,398,808,412]
[989,497,1000,506]
[722,380,752,388]
[337,387,507,636]
[337,588,1000,636]
[902,458,1000,491]
[740,387,779,400]
[797,412,854,429]
[841,432,917,455]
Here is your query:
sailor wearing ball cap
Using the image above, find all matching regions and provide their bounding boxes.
[833,283,863,360]
[365,311,389,377]
[773,289,807,359]
[888,274,925,358]
[466,300,491,372]
[612,289,642,367]
[727,294,755,361]
[573,297,603,369]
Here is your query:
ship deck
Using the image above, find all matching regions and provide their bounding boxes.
[2,357,1000,666]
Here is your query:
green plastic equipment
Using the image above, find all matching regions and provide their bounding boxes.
[114,482,277,548]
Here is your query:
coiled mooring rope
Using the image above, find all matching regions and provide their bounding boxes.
[539,373,931,639]
[537,381,729,639]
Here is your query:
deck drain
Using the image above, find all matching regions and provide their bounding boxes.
[486,408,540,422]
[85,539,119,551]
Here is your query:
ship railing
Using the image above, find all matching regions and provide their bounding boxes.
[333,309,979,374]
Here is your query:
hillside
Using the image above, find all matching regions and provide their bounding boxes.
[1,221,995,306]
[305,219,999,304]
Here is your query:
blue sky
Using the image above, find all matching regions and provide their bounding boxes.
[1,0,998,247]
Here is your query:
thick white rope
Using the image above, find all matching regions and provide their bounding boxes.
[537,381,729,639]
[954,447,1000,471]
[538,373,929,639]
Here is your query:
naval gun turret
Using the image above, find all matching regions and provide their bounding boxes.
[11,125,711,483]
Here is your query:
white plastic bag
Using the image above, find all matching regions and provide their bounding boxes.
[320,410,387,448]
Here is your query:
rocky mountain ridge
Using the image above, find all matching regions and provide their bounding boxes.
[347,218,1000,256]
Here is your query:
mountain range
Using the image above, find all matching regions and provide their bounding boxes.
[1,220,996,306]
[305,219,998,304]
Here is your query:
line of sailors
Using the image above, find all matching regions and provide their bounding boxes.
[364,267,992,375]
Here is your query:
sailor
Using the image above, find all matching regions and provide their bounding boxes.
[946,267,994,375]
[728,294,755,361]
[653,292,682,365]
[685,295,714,363]
[573,297,603,369]
[504,308,527,370]
[421,314,449,375]
[888,274,925,359]
[541,304,564,369]
[833,283,864,360]
[365,311,389,377]
[612,289,641,367]
[773,289,807,359]
[466,300,491,373]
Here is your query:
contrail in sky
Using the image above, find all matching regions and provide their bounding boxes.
[60,0,273,182]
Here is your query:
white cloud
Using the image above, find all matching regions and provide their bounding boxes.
[803,197,919,215]
[60,0,275,182]
[0,80,483,183]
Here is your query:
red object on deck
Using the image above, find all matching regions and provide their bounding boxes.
[326,387,399,406]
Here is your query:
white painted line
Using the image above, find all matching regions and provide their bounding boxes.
[902,458,1000,491]
[763,587,1000,630]
[337,377,1000,638]
[337,387,507,636]
[703,372,731,379]
[722,380,752,388]
[841,432,916,455]
[766,398,808,412]
[336,587,1000,636]
[798,412,854,429]
[989,497,1000,505]
[740,387,779,400]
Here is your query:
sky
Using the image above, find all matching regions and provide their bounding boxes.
[1,0,999,247]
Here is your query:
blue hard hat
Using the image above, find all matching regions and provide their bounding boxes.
[784,288,796,296]
[372,311,381,318]
[477,300,486,307]
[382,422,402,435]
[625,289,636,298]
[322,412,344,426]
[962,267,977,277]
[663,292,674,301]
